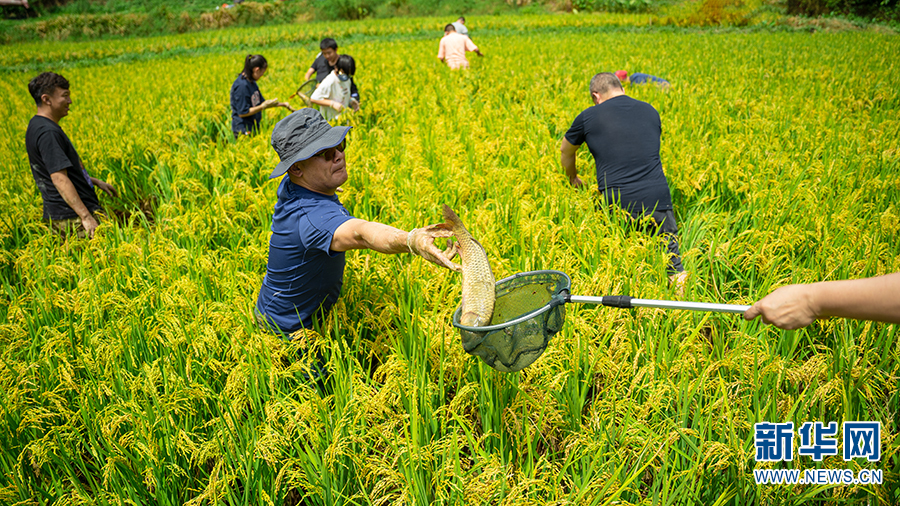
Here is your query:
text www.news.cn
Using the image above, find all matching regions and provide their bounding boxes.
[754,469,883,485]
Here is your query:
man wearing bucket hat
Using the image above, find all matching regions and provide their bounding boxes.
[255,109,462,337]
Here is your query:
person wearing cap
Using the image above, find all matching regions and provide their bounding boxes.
[255,109,462,337]
[309,55,359,122]
[615,70,670,90]
[560,72,687,287]
[438,23,483,70]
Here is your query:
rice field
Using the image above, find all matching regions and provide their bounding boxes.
[0,14,898,505]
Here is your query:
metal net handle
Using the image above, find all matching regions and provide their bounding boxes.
[453,293,750,334]
[567,295,750,314]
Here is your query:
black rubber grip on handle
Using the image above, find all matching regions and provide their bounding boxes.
[602,296,634,308]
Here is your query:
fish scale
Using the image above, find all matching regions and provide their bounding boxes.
[443,205,495,327]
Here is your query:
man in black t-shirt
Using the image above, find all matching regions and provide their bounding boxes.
[561,72,686,284]
[303,38,360,105]
[26,72,117,239]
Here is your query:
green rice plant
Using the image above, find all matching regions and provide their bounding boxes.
[0,15,898,506]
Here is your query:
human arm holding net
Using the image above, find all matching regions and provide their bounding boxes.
[743,272,900,329]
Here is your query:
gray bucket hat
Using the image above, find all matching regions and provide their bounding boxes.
[269,109,351,179]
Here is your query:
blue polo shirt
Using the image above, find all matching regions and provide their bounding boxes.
[255,176,355,334]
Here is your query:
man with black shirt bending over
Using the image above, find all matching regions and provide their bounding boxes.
[560,72,687,286]
[26,72,117,239]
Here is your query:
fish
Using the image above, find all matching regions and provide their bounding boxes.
[443,204,495,327]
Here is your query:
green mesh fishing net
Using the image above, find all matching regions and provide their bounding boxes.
[452,270,570,372]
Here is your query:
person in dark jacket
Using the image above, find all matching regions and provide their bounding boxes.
[230,54,293,138]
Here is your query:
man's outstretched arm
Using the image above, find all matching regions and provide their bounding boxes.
[331,218,461,272]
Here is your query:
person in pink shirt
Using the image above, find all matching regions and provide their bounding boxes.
[437,24,483,70]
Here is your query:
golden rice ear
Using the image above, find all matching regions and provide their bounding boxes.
[9,21,892,505]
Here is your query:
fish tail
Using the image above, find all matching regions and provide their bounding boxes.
[442,204,467,234]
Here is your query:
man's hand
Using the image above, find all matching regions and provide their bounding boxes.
[408,224,462,272]
[262,98,279,109]
[332,101,343,112]
[81,214,100,239]
[51,169,98,239]
[92,178,119,198]
[560,138,582,188]
[350,98,360,112]
[744,273,900,329]
[743,284,818,330]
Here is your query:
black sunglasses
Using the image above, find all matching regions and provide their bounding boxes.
[313,139,347,161]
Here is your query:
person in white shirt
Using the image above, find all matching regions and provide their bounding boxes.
[309,55,359,122]
[451,16,468,37]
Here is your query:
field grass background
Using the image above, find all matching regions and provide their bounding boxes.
[0,15,898,505]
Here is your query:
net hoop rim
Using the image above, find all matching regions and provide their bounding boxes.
[296,78,317,95]
[451,269,571,333]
